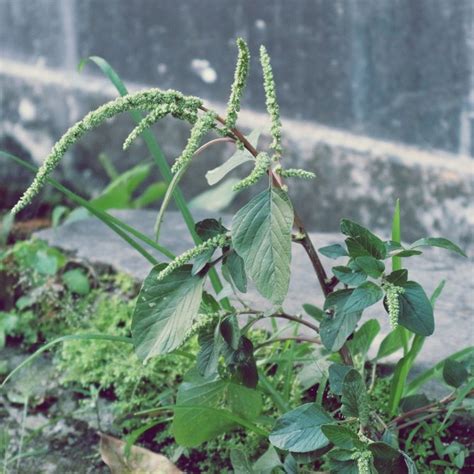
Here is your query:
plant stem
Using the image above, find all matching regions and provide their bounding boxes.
[200,105,353,364]
[255,335,320,350]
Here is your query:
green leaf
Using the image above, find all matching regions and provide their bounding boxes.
[443,359,469,388]
[328,363,352,396]
[190,178,240,212]
[252,446,282,474]
[341,369,368,423]
[399,394,430,413]
[232,188,294,305]
[348,319,380,360]
[62,269,90,295]
[318,243,348,259]
[205,130,259,186]
[269,403,332,453]
[410,237,467,257]
[34,250,59,275]
[320,311,361,352]
[171,370,262,447]
[321,424,365,450]
[132,265,204,361]
[340,219,386,259]
[398,281,434,336]
[322,290,361,351]
[223,251,247,293]
[90,164,151,210]
[369,442,402,472]
[132,181,167,208]
[220,315,241,350]
[192,219,228,275]
[197,325,224,378]
[385,269,408,286]
[332,265,367,286]
[343,281,383,314]
[302,304,324,322]
[376,326,409,360]
[354,256,385,278]
[225,336,258,388]
[231,449,255,474]
[390,249,423,258]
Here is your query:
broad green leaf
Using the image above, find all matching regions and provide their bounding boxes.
[332,265,367,286]
[302,304,324,322]
[369,442,402,472]
[197,325,224,377]
[321,424,365,450]
[320,311,361,352]
[252,446,282,474]
[223,251,247,293]
[318,243,348,259]
[390,249,422,258]
[354,256,385,278]
[225,336,258,388]
[171,370,262,446]
[398,281,434,336]
[340,219,386,259]
[205,130,260,186]
[269,403,332,453]
[348,319,380,360]
[232,188,294,305]
[328,363,352,395]
[90,164,151,210]
[327,449,359,473]
[385,269,408,286]
[322,289,361,351]
[220,314,240,350]
[443,359,469,388]
[34,250,59,275]
[132,265,203,361]
[189,177,240,212]
[343,281,383,314]
[399,394,430,413]
[410,237,467,257]
[62,269,90,295]
[192,219,228,275]
[231,449,255,474]
[341,370,368,423]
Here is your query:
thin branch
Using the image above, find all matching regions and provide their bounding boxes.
[199,105,353,366]
[255,335,320,350]
[194,137,235,157]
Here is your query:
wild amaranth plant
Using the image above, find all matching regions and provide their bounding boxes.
[3,38,473,473]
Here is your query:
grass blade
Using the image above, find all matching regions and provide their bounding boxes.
[1,334,132,389]
[80,56,227,302]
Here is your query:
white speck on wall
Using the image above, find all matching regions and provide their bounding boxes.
[255,19,266,30]
[157,63,167,75]
[191,59,217,84]
[18,98,37,121]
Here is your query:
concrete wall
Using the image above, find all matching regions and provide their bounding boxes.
[0,0,473,248]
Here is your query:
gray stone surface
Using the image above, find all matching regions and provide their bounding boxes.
[35,210,474,389]
[1,0,472,154]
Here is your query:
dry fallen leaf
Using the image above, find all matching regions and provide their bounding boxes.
[100,433,182,474]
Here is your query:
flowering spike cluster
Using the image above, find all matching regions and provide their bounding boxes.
[225,38,250,131]
[274,164,316,180]
[352,451,373,474]
[178,311,222,348]
[260,45,282,161]
[382,281,405,329]
[157,233,228,281]
[12,89,203,214]
[171,110,218,174]
[233,152,271,191]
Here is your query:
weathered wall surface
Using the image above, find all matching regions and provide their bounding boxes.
[0,0,473,248]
